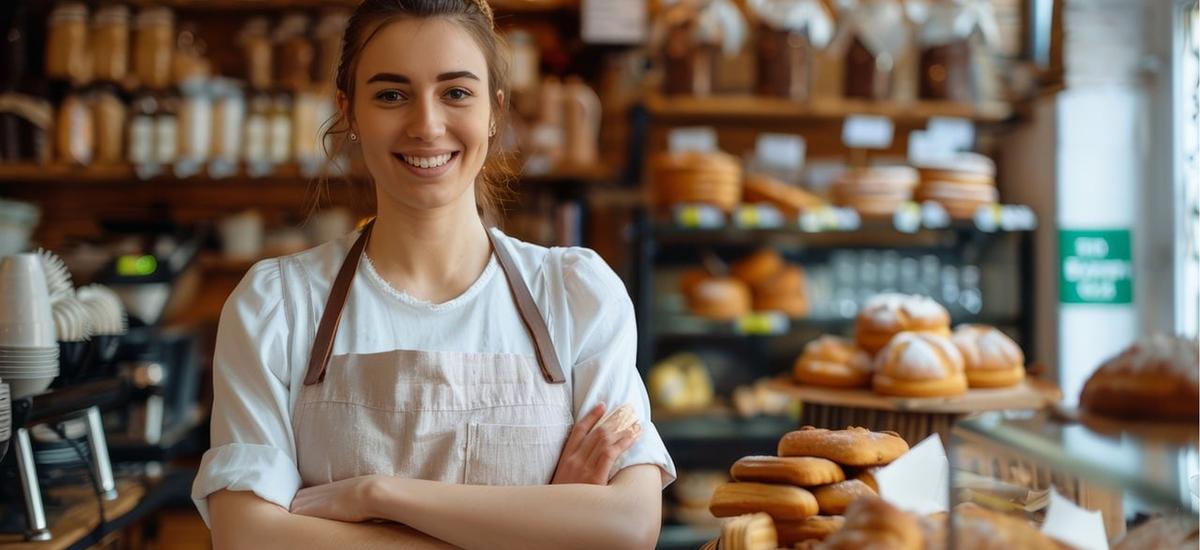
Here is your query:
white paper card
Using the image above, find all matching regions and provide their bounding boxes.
[926,117,976,152]
[842,115,894,149]
[756,133,806,171]
[875,434,950,515]
[582,0,646,44]
[669,127,718,153]
[1040,489,1110,550]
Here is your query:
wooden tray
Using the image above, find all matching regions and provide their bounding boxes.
[766,377,1060,414]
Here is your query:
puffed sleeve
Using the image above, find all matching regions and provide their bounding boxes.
[191,259,301,526]
[560,248,677,488]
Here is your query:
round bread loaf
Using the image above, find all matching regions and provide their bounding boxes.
[872,332,968,398]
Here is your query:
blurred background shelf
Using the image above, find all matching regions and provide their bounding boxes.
[654,413,796,470]
[123,0,579,14]
[642,94,1016,124]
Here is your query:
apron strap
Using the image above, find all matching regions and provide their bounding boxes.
[304,219,375,386]
[303,221,565,386]
[486,229,566,384]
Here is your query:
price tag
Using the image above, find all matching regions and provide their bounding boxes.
[920,201,951,229]
[842,115,894,150]
[998,205,1038,231]
[669,126,718,154]
[673,203,725,229]
[581,0,646,44]
[734,204,785,229]
[973,204,1003,232]
[735,312,789,335]
[893,201,922,233]
[907,130,954,165]
[799,205,844,232]
[755,133,806,171]
[926,117,976,152]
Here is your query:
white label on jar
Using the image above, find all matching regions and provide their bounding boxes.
[214,98,245,160]
[181,96,212,162]
[244,115,268,163]
[129,116,155,164]
[155,115,178,164]
[269,115,291,164]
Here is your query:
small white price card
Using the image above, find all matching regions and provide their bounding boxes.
[582,0,646,45]
[842,115,894,149]
[893,201,922,233]
[672,203,725,229]
[734,311,789,335]
[920,201,951,229]
[926,117,975,152]
[755,133,806,171]
[733,204,785,229]
[668,126,718,154]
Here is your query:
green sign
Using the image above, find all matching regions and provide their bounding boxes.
[1059,229,1133,304]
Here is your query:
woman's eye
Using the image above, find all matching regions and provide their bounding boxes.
[445,88,472,101]
[377,90,404,103]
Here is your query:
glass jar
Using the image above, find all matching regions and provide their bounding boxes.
[314,11,350,87]
[210,79,245,164]
[92,85,125,164]
[45,3,91,85]
[134,7,175,91]
[127,93,157,165]
[154,92,179,165]
[840,0,909,100]
[172,26,210,87]
[275,15,315,92]
[918,2,973,102]
[240,18,273,92]
[178,80,212,164]
[56,92,93,165]
[243,93,271,165]
[91,5,130,84]
[268,93,293,164]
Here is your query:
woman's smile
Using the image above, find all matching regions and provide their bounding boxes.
[394,150,461,178]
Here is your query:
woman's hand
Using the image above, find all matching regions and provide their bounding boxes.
[551,403,642,485]
[290,474,388,523]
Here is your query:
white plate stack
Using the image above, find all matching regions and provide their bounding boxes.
[0,254,60,398]
[0,378,11,455]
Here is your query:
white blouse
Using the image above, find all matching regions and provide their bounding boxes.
[190,228,677,525]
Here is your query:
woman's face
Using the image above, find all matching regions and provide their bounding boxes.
[345,17,494,213]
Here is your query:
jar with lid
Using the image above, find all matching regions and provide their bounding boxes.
[127,93,157,166]
[314,11,350,87]
[45,3,92,85]
[209,78,245,175]
[178,79,213,167]
[134,7,175,91]
[837,0,910,100]
[917,1,973,101]
[275,14,314,93]
[92,84,126,164]
[268,94,293,165]
[291,91,322,168]
[239,18,273,92]
[91,5,130,84]
[172,26,211,87]
[56,91,93,165]
[750,0,834,101]
[243,93,272,171]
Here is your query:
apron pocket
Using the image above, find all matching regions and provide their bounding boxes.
[464,423,571,486]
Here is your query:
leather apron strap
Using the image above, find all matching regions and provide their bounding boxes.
[303,221,565,386]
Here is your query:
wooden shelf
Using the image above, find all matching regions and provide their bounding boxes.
[124,0,578,14]
[642,94,1015,124]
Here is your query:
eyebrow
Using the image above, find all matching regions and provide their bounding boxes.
[365,71,480,84]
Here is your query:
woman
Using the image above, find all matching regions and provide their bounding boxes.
[190,1,676,548]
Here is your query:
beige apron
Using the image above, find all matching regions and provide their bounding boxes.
[291,220,572,487]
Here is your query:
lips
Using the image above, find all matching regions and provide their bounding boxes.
[398,152,454,169]
[392,151,460,178]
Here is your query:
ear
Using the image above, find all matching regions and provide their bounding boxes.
[336,90,353,132]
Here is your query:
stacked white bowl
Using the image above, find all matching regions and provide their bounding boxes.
[0,379,11,444]
[0,254,60,398]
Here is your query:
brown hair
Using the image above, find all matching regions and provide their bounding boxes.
[321,0,513,224]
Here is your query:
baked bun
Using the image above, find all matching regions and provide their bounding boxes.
[951,325,1025,388]
[855,294,951,355]
[921,503,1059,550]
[777,426,909,467]
[793,335,873,388]
[744,173,825,217]
[730,456,845,487]
[820,498,923,550]
[687,276,752,320]
[732,249,785,287]
[719,512,779,550]
[710,482,820,521]
[813,479,877,515]
[652,151,743,212]
[752,265,809,317]
[1080,334,1200,422]
[1113,515,1200,550]
[872,332,968,398]
[832,166,918,218]
[774,515,845,545]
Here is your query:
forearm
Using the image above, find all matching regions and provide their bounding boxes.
[369,465,662,550]
[209,490,459,550]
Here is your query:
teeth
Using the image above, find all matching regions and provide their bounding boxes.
[401,153,452,169]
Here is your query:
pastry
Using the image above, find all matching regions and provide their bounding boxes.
[851,467,881,493]
[914,153,996,186]
[1112,516,1200,550]
[831,166,918,217]
[921,503,1059,550]
[812,479,877,515]
[732,249,785,287]
[820,498,923,550]
[1080,334,1200,422]
[673,470,729,508]
[777,426,909,467]
[793,335,873,388]
[686,276,752,320]
[951,324,1025,388]
[679,268,711,297]
[774,515,845,545]
[744,173,825,217]
[730,456,845,487]
[752,265,809,317]
[709,482,820,520]
[652,151,743,212]
[872,332,968,398]
[719,512,779,550]
[855,293,951,355]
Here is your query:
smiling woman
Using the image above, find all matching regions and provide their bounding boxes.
[191,1,675,550]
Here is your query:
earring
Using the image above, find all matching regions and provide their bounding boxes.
[488,122,496,137]
[349,131,358,142]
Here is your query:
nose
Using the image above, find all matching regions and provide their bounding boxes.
[406,95,445,142]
